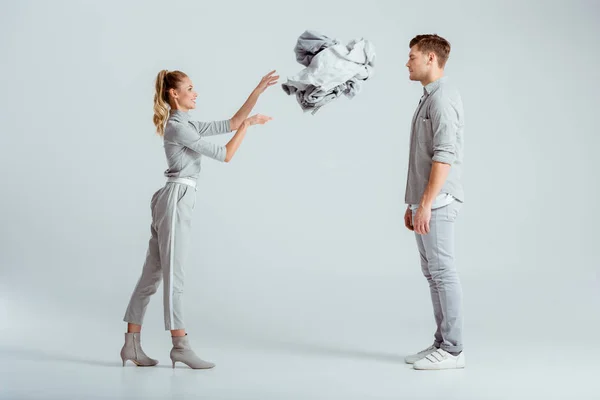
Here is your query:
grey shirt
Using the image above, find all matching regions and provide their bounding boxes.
[163,110,232,180]
[405,76,464,205]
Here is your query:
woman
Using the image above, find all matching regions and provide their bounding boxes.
[120,69,278,369]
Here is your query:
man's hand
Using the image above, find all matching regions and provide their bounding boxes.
[404,207,414,231]
[413,205,432,235]
[254,70,279,94]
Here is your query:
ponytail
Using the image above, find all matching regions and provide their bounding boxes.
[153,70,170,136]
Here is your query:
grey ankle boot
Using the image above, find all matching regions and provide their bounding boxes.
[170,334,215,369]
[120,332,159,367]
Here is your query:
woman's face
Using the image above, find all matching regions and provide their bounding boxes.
[171,77,197,111]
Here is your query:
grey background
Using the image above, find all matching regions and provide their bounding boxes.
[1,0,598,399]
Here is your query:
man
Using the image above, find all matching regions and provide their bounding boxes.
[403,34,465,370]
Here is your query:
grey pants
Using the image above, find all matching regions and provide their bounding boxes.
[123,178,196,331]
[413,200,464,353]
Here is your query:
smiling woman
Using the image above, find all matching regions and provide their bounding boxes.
[119,68,278,370]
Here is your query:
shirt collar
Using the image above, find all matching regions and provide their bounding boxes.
[170,109,190,121]
[423,76,447,95]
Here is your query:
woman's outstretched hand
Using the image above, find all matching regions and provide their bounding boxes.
[245,114,273,126]
[254,70,279,94]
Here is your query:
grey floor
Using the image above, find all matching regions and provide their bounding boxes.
[1,273,597,400]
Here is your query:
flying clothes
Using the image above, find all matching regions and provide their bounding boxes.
[282,30,375,114]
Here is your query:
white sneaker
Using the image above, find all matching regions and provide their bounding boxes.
[404,345,438,364]
[413,348,465,370]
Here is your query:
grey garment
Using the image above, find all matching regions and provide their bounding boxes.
[413,200,464,353]
[282,31,375,114]
[163,110,232,181]
[284,80,361,114]
[123,180,196,330]
[293,30,339,67]
[405,76,464,205]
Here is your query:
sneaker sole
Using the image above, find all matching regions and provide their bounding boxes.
[414,363,465,370]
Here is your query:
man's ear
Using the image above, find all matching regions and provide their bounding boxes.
[428,52,436,64]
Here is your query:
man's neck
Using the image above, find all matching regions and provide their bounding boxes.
[421,71,444,87]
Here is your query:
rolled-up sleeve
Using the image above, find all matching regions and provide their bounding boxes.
[189,119,232,137]
[430,96,459,165]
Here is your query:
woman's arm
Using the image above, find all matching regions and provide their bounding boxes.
[230,70,279,130]
[224,114,273,162]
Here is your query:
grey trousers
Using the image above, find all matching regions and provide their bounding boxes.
[413,200,464,353]
[123,179,196,331]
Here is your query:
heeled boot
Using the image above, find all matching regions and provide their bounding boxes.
[170,334,215,369]
[120,332,159,367]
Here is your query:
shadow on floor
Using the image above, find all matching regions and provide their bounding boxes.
[0,346,124,368]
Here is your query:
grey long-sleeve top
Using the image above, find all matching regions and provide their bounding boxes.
[163,109,232,180]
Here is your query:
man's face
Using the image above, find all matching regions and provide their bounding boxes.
[406,46,430,82]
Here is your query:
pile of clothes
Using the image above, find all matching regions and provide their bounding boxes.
[282,30,376,114]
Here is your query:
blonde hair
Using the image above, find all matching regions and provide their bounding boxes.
[152,69,188,136]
